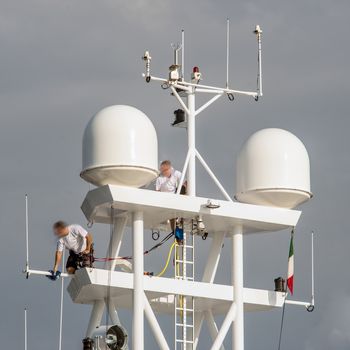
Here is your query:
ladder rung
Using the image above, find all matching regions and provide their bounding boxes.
[176,308,194,312]
[176,323,194,328]
[175,260,194,264]
[175,339,194,344]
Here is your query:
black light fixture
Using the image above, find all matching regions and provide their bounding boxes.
[274,277,286,292]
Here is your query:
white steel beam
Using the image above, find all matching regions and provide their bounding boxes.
[232,226,244,350]
[195,94,223,116]
[205,310,225,350]
[210,302,237,350]
[86,300,105,338]
[144,294,170,350]
[132,211,144,350]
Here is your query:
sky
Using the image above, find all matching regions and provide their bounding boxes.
[0,0,349,349]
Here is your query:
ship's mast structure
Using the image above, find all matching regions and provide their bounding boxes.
[23,21,315,350]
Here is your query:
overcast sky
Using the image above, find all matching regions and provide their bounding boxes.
[0,0,349,349]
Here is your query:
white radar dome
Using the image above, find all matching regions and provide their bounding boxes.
[81,105,158,187]
[235,128,312,209]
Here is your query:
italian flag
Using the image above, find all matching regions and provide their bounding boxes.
[287,234,294,294]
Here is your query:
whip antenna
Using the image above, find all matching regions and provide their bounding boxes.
[226,18,230,88]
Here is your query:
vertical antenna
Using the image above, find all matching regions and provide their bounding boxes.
[254,25,263,97]
[311,231,315,306]
[181,29,185,80]
[58,250,65,350]
[24,308,28,350]
[25,194,29,272]
[226,18,230,88]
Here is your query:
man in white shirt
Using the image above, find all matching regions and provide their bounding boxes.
[156,160,186,194]
[51,221,94,277]
[155,160,186,240]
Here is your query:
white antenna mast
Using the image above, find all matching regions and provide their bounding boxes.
[226,18,230,88]
[24,308,28,350]
[142,24,262,199]
[25,195,29,277]
[254,25,263,98]
[58,250,65,350]
[181,29,185,80]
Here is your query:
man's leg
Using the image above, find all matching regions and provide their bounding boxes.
[66,251,78,274]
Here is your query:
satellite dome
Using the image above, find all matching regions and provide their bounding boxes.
[235,128,312,209]
[81,105,158,187]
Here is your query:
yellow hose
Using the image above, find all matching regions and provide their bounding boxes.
[156,241,176,277]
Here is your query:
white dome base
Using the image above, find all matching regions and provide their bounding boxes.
[235,188,312,209]
[81,166,158,188]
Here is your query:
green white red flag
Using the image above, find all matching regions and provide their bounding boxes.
[287,233,294,294]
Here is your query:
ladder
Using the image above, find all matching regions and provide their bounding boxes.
[174,221,195,350]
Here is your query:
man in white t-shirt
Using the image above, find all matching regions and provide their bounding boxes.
[156,160,186,239]
[156,160,186,194]
[50,221,94,277]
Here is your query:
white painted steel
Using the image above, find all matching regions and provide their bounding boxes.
[25,195,29,269]
[58,250,65,350]
[105,216,128,271]
[236,128,312,209]
[196,150,233,201]
[206,310,225,350]
[181,30,185,80]
[24,308,27,350]
[202,232,226,283]
[132,211,144,350]
[144,294,170,350]
[311,231,315,306]
[194,94,222,116]
[233,226,244,350]
[193,314,204,350]
[67,268,286,311]
[226,18,230,89]
[81,185,301,235]
[26,269,71,278]
[176,149,190,194]
[187,91,196,196]
[256,28,263,96]
[86,300,105,338]
[81,105,158,188]
[211,302,236,350]
[107,300,121,325]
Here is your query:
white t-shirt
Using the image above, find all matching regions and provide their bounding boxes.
[156,168,182,193]
[57,225,88,254]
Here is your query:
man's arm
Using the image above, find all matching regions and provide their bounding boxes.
[83,233,93,254]
[53,250,63,272]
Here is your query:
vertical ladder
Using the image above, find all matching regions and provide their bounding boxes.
[174,222,195,350]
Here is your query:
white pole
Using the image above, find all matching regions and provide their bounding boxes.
[144,294,170,350]
[181,29,185,80]
[206,310,225,350]
[25,194,29,270]
[195,150,233,202]
[24,308,28,350]
[226,18,230,89]
[132,211,144,350]
[58,250,65,350]
[311,231,315,306]
[232,226,244,350]
[210,302,236,350]
[105,216,128,271]
[257,31,263,96]
[86,300,105,338]
[187,90,196,196]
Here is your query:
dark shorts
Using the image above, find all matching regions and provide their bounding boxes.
[66,251,81,270]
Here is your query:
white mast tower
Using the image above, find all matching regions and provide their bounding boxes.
[24,22,315,350]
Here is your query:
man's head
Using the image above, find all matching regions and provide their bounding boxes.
[160,160,172,178]
[53,221,69,237]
